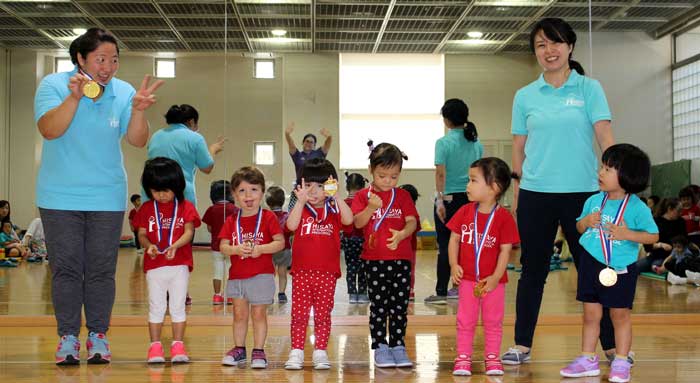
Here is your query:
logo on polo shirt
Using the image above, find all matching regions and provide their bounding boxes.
[109,117,120,128]
[564,93,584,107]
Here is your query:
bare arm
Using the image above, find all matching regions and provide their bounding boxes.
[285,122,297,155]
[320,128,332,155]
[511,135,527,214]
[126,75,165,148]
[594,120,614,153]
[286,197,305,231]
[336,196,354,226]
[435,164,447,222]
[37,97,80,140]
[254,233,285,255]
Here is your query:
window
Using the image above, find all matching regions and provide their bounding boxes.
[155,58,176,78]
[254,59,275,79]
[673,59,700,160]
[339,54,445,169]
[54,57,73,73]
[254,142,275,165]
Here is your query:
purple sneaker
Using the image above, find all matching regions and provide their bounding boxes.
[251,349,268,369]
[608,358,631,383]
[560,355,600,378]
[447,287,459,299]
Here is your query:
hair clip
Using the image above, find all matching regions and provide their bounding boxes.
[367,139,374,152]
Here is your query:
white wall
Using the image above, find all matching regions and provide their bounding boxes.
[676,24,700,63]
[0,49,8,198]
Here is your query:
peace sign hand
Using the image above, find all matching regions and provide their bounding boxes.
[294,178,310,204]
[132,75,165,111]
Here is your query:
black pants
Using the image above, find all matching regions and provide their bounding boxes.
[514,190,616,350]
[365,260,411,349]
[342,237,366,294]
[434,192,469,296]
[133,230,141,250]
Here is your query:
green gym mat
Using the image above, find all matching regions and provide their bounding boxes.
[640,272,667,281]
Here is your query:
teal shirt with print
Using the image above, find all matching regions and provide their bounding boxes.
[434,128,484,194]
[511,71,611,193]
[578,192,658,270]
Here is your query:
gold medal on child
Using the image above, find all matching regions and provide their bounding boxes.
[368,233,376,250]
[323,179,338,196]
[473,279,487,298]
[83,80,100,99]
[599,267,618,287]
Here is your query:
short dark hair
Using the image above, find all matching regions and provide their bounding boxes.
[210,180,232,204]
[69,28,119,66]
[530,18,584,75]
[399,184,420,203]
[302,133,317,145]
[345,172,367,192]
[265,186,286,209]
[130,194,141,203]
[648,195,660,205]
[231,166,266,193]
[671,235,689,248]
[165,104,199,125]
[0,200,10,223]
[301,158,338,184]
[141,157,186,202]
[470,157,512,201]
[657,197,681,218]
[679,186,698,204]
[601,143,651,194]
[369,143,406,171]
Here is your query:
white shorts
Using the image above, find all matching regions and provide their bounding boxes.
[146,265,190,323]
[211,251,231,281]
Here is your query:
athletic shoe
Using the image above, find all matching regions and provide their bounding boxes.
[452,354,472,376]
[390,346,412,368]
[667,271,688,285]
[608,358,632,382]
[374,344,396,368]
[185,295,192,305]
[222,346,246,367]
[278,293,288,304]
[55,335,80,365]
[423,295,447,304]
[446,287,459,299]
[170,341,189,363]
[250,349,268,369]
[349,294,359,304]
[86,332,111,364]
[605,351,635,366]
[685,270,700,286]
[485,353,504,376]
[501,347,531,365]
[212,294,224,305]
[284,349,304,370]
[560,355,600,378]
[147,342,165,364]
[312,349,331,370]
[227,298,234,305]
[357,293,370,303]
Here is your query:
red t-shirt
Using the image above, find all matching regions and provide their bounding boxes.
[291,203,342,277]
[128,208,138,229]
[446,202,519,284]
[410,212,421,251]
[218,209,283,280]
[351,187,418,261]
[202,201,239,251]
[681,205,700,234]
[342,196,363,238]
[272,209,292,249]
[135,199,201,273]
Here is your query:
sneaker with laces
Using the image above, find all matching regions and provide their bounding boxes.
[560,355,600,378]
[356,293,370,303]
[285,349,304,370]
[222,346,246,367]
[212,294,224,305]
[312,349,331,370]
[608,358,631,382]
[605,351,635,366]
[250,349,268,369]
[390,346,412,368]
[423,295,447,304]
[147,342,165,364]
[447,287,459,299]
[374,344,396,368]
[55,335,81,365]
[86,332,111,364]
[667,271,688,285]
[485,353,504,376]
[453,354,472,376]
[279,293,288,304]
[501,347,531,365]
[170,341,189,363]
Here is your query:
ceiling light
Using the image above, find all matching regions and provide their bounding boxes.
[467,31,484,39]
[72,28,87,35]
[271,29,287,37]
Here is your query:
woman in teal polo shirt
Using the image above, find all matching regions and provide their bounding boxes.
[424,99,483,304]
[34,28,164,365]
[502,18,617,365]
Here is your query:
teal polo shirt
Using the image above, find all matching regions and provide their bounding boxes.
[34,67,135,211]
[511,71,612,193]
[147,123,214,206]
[434,128,484,194]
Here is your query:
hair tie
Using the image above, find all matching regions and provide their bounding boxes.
[367,139,375,152]
[401,152,408,161]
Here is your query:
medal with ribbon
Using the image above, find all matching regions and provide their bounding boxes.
[304,197,338,223]
[78,69,102,99]
[153,199,178,255]
[472,203,498,298]
[236,207,263,258]
[597,193,630,287]
[367,186,395,250]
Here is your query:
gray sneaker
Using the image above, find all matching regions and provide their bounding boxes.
[447,288,459,299]
[349,294,359,304]
[390,346,412,368]
[374,344,396,368]
[605,351,635,366]
[501,347,531,365]
[423,295,447,304]
[357,293,370,303]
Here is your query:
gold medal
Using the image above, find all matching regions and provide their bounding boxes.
[244,240,254,248]
[368,233,376,250]
[83,80,100,99]
[473,280,487,298]
[599,267,618,287]
[323,179,338,196]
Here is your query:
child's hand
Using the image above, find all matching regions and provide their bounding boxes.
[146,245,158,259]
[450,265,463,285]
[386,228,405,250]
[367,192,382,211]
[585,211,601,229]
[249,245,262,259]
[165,245,178,260]
[240,241,254,259]
[605,219,630,241]
[294,178,309,204]
[483,275,499,293]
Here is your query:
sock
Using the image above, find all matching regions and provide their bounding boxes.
[151,341,161,346]
[253,348,264,352]
[582,352,596,359]
[615,354,628,361]
[172,340,183,346]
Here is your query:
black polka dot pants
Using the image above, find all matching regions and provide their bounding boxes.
[341,237,366,295]
[365,259,411,349]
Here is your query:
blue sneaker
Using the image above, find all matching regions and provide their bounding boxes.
[374,344,396,368]
[55,335,80,365]
[86,332,111,364]
[390,346,412,367]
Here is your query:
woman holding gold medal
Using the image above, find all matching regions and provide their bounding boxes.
[34,28,164,365]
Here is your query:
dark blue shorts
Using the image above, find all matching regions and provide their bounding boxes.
[576,251,639,309]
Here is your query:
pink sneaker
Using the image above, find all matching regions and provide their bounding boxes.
[608,358,631,382]
[226,297,233,305]
[212,294,224,305]
[147,342,165,364]
[560,355,601,378]
[452,354,472,376]
[485,353,504,376]
[170,341,190,363]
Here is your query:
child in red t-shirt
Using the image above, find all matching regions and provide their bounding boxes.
[265,186,292,304]
[679,186,700,246]
[283,158,353,370]
[129,193,142,253]
[399,184,421,301]
[135,157,202,364]
[341,172,368,303]
[202,180,238,305]
[447,158,519,376]
[352,143,418,368]
[218,167,284,369]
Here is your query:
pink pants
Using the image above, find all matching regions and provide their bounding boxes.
[291,270,337,350]
[456,280,505,356]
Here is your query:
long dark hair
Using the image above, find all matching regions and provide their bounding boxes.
[0,200,10,223]
[441,98,477,142]
[530,18,584,75]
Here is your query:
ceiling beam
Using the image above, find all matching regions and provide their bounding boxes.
[493,0,558,54]
[372,0,396,53]
[0,3,65,49]
[594,0,641,31]
[653,4,700,38]
[69,1,129,51]
[433,1,477,53]
[229,0,254,52]
[311,0,316,52]
[149,0,192,51]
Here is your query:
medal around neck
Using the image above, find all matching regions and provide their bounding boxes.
[599,267,618,287]
[473,279,487,297]
[83,80,100,99]
[323,179,338,196]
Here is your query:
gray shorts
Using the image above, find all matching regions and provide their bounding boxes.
[226,274,275,305]
[272,249,292,267]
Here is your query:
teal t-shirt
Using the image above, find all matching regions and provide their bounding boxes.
[511,71,611,193]
[434,128,484,194]
[578,192,658,269]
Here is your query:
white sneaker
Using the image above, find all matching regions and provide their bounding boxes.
[667,271,688,285]
[285,349,304,370]
[685,270,700,286]
[312,349,331,370]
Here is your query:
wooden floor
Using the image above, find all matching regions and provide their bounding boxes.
[1,248,699,382]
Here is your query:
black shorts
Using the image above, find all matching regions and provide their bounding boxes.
[576,251,639,309]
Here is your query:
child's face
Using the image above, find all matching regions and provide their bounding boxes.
[233,181,263,213]
[150,189,175,204]
[1,223,11,235]
[133,198,142,208]
[304,181,326,207]
[680,196,692,209]
[598,164,622,193]
[467,167,498,203]
[370,164,401,192]
[646,199,655,209]
[673,243,685,253]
